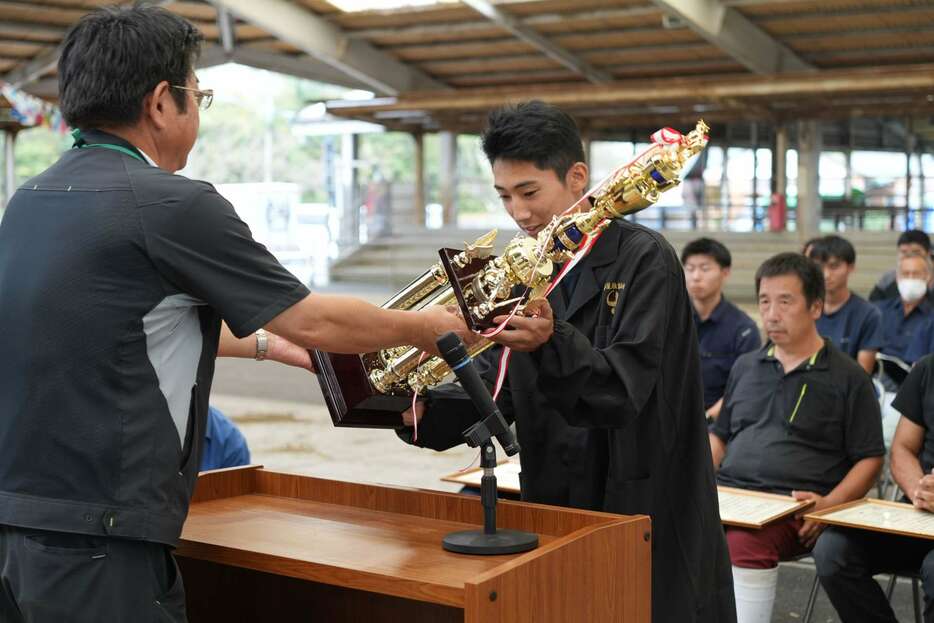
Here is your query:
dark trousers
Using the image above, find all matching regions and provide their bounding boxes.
[812,526,934,623]
[0,524,186,622]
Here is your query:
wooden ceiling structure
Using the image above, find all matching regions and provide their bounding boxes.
[2,0,934,141]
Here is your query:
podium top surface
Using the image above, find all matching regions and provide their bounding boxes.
[177,466,651,609]
[183,493,555,604]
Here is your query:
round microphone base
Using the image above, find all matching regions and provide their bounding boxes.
[442,529,539,555]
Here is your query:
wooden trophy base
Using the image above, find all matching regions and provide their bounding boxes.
[311,350,412,428]
[439,247,512,330]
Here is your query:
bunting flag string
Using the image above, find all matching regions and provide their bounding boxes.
[0,81,69,134]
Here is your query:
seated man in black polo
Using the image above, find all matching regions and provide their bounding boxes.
[813,353,934,623]
[682,237,760,420]
[710,252,884,623]
[806,235,882,375]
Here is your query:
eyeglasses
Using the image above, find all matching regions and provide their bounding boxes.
[171,85,214,111]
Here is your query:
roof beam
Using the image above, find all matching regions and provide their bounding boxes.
[207,0,446,95]
[8,42,379,100]
[346,7,660,43]
[459,0,612,84]
[4,44,60,87]
[199,44,373,90]
[326,64,934,116]
[0,21,66,41]
[651,0,812,74]
[21,76,58,100]
[216,6,236,54]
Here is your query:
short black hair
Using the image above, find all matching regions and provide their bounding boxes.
[59,4,203,129]
[681,237,732,268]
[807,235,856,265]
[801,236,822,255]
[480,100,586,180]
[898,229,931,252]
[755,252,825,307]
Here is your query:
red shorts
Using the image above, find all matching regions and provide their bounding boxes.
[726,517,810,569]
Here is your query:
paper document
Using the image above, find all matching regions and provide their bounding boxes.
[441,460,521,493]
[717,486,813,528]
[807,499,934,540]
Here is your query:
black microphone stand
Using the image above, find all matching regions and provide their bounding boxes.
[441,413,539,555]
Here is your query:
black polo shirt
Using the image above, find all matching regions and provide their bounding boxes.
[712,340,884,496]
[0,130,309,545]
[893,355,934,474]
[693,297,761,409]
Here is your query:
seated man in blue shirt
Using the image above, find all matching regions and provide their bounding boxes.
[870,229,934,304]
[807,235,883,374]
[814,353,934,623]
[876,253,934,371]
[682,238,761,421]
[710,253,884,623]
[200,406,250,471]
[875,253,934,446]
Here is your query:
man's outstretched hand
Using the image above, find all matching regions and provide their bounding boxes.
[267,333,316,372]
[414,305,475,356]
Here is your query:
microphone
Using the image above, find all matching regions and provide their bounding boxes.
[436,332,520,456]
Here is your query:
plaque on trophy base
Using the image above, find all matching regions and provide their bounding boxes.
[311,350,411,428]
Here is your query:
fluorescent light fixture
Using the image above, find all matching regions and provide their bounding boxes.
[343,89,375,100]
[328,0,456,12]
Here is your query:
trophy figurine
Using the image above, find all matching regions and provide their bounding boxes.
[313,121,709,427]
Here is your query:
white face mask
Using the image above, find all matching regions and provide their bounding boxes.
[898,278,928,303]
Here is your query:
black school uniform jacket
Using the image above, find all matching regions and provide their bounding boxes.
[401,219,735,623]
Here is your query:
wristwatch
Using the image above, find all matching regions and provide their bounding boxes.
[255,329,268,361]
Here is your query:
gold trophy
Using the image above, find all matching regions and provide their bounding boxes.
[314,121,709,427]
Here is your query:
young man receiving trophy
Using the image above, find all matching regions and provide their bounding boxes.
[397,101,735,623]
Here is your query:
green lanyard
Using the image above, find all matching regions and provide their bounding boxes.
[71,128,146,164]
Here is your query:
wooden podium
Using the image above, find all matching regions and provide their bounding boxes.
[176,466,651,622]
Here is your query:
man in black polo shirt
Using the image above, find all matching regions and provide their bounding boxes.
[813,354,934,622]
[710,252,884,623]
[682,237,761,420]
[0,7,468,622]
[806,235,883,374]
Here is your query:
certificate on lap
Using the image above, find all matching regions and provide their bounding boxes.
[717,486,815,528]
[805,498,934,541]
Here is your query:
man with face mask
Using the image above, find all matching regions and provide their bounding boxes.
[870,229,934,304]
[875,253,934,446]
[876,253,934,369]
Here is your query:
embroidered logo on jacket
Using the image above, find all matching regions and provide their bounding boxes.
[604,282,625,314]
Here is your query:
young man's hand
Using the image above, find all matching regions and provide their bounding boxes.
[402,401,426,427]
[488,298,554,352]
